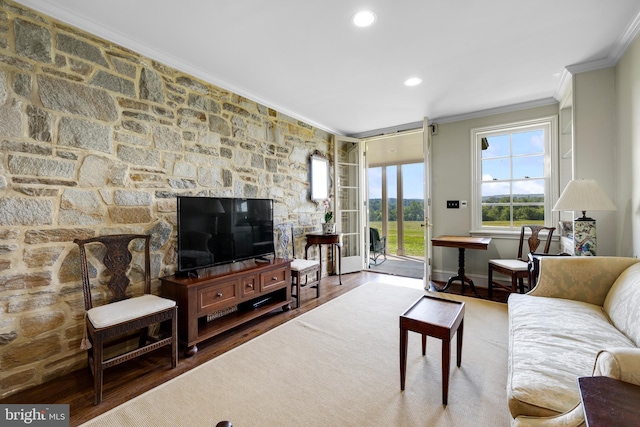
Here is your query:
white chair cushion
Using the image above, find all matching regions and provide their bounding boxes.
[290,258,319,272]
[490,259,528,271]
[87,294,176,329]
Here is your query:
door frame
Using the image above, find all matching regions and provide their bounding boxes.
[423,117,433,288]
[333,135,365,273]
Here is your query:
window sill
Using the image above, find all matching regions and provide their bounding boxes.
[470,229,559,241]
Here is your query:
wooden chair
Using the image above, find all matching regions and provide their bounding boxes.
[369,227,387,265]
[488,225,556,299]
[74,234,178,405]
[289,225,320,308]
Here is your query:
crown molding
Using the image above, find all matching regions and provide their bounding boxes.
[429,98,558,125]
[348,121,424,139]
[609,10,640,64]
[556,9,640,98]
[12,0,342,136]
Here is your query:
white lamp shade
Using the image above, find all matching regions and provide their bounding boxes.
[553,179,616,212]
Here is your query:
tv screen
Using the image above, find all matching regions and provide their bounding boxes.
[177,196,275,273]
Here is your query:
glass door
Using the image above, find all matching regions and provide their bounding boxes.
[363,128,427,279]
[334,135,364,273]
[400,162,425,261]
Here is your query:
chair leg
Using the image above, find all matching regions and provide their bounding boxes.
[292,273,300,308]
[488,266,493,299]
[518,277,525,294]
[93,336,103,405]
[139,326,149,348]
[511,275,518,293]
[171,310,178,368]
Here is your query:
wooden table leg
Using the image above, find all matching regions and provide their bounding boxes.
[400,324,408,391]
[456,319,463,367]
[442,337,450,405]
[434,248,480,297]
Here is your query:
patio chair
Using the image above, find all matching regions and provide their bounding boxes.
[369,227,387,265]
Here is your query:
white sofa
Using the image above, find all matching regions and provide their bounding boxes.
[507,256,640,427]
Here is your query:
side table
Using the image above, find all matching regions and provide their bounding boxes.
[431,235,491,297]
[400,295,465,405]
[305,232,342,285]
[578,376,640,426]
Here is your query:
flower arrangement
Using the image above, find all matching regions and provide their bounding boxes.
[323,199,333,223]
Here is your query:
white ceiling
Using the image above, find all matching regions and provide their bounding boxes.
[14,0,640,137]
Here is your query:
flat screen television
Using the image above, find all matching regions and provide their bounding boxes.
[177,196,275,275]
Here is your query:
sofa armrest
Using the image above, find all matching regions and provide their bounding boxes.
[593,348,640,386]
[528,257,639,306]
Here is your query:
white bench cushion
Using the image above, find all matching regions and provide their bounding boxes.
[87,294,176,329]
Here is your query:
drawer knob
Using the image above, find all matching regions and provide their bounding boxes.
[217,292,223,297]
[247,283,254,289]
[272,276,277,281]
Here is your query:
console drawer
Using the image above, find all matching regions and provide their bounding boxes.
[260,267,287,292]
[198,279,238,314]
[240,273,259,299]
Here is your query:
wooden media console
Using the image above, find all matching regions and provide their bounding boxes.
[160,258,292,356]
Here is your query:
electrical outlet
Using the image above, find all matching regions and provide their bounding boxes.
[446,200,459,209]
[460,200,468,208]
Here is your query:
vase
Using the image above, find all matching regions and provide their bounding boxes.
[322,222,336,234]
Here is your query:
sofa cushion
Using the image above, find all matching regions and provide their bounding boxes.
[603,263,640,346]
[508,294,635,418]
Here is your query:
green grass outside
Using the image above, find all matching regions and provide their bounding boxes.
[369,221,424,257]
[370,220,545,257]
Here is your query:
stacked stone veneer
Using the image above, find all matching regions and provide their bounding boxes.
[0,0,332,398]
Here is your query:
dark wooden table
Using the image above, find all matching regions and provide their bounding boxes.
[400,295,465,405]
[579,376,640,426]
[305,232,342,285]
[431,235,492,296]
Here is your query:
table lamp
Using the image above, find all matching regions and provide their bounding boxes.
[552,179,616,256]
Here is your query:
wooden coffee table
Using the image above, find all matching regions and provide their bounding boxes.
[399,295,465,405]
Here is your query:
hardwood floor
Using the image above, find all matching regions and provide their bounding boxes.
[0,271,508,426]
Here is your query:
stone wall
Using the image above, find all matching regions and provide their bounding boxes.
[0,0,332,398]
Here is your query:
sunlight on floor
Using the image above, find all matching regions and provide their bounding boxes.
[366,273,424,290]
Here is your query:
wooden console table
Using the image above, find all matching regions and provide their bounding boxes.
[305,232,342,285]
[579,376,640,426]
[160,258,291,356]
[431,235,491,297]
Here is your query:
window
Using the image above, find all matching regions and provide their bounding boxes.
[471,116,558,231]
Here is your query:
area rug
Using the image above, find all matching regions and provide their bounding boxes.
[80,282,510,427]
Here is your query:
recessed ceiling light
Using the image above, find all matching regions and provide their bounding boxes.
[352,10,376,27]
[404,77,422,87]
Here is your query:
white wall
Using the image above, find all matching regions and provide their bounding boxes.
[572,68,617,256]
[615,34,640,258]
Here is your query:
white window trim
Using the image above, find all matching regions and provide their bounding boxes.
[470,116,559,235]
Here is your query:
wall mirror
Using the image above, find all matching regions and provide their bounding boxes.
[310,153,329,201]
